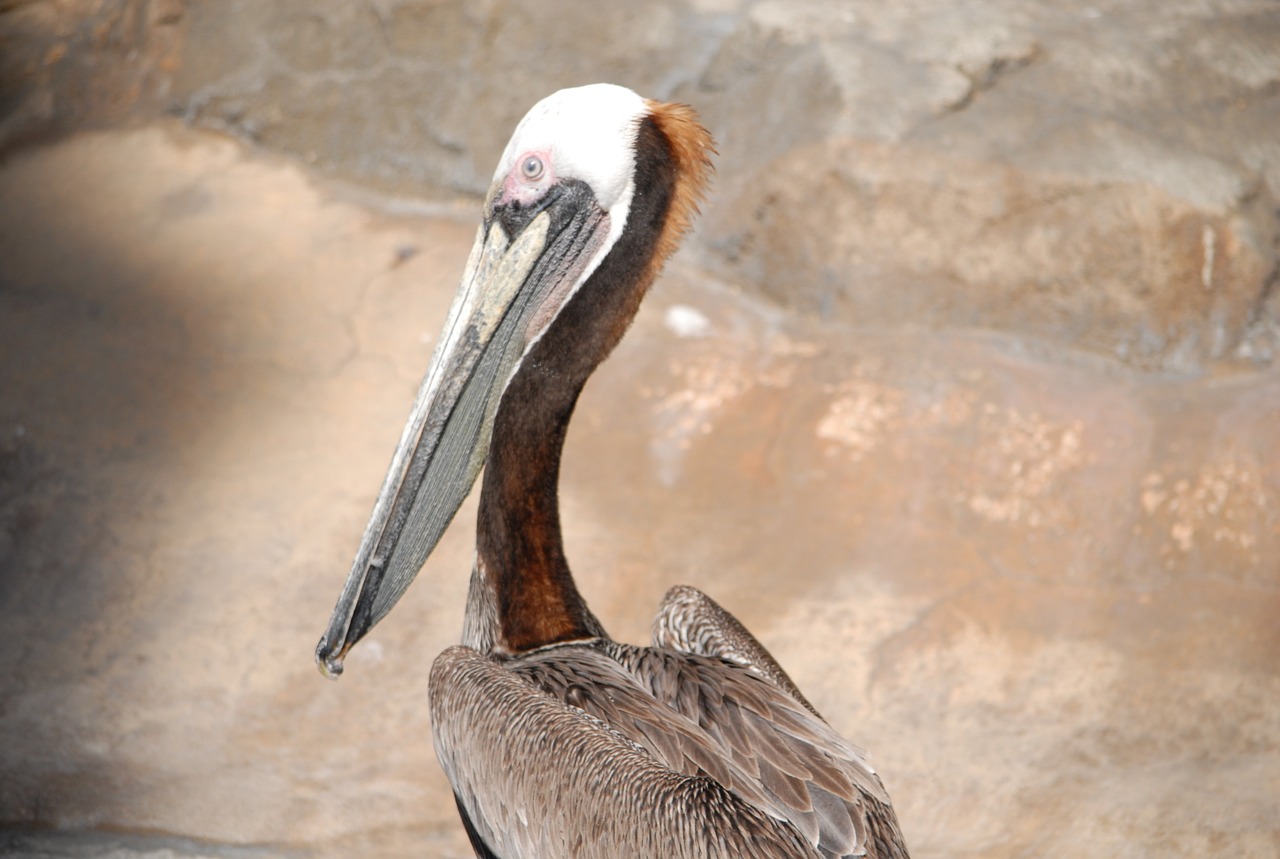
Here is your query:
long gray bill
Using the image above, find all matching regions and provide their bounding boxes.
[315,189,609,678]
[315,214,550,677]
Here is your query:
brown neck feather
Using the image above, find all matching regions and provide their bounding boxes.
[476,109,712,653]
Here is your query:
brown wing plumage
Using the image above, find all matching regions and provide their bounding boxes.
[430,645,819,859]
[653,584,821,716]
[604,645,898,858]
[431,585,910,859]
[648,586,911,859]
[506,634,904,859]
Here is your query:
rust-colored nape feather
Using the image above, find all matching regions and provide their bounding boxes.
[644,99,716,272]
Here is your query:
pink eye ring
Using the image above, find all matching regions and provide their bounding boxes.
[520,154,545,181]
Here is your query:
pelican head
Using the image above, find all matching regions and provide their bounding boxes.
[317,84,713,675]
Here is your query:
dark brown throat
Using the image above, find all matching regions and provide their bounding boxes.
[476,115,688,654]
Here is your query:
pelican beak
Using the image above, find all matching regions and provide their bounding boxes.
[316,180,609,678]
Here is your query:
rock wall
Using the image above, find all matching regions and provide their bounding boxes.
[174,0,1280,370]
[692,1,1280,371]
[0,0,182,144]
[1,2,1278,858]
[7,0,1272,371]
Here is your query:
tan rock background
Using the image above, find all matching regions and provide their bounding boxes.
[1,1,1277,858]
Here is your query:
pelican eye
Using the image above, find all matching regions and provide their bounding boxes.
[520,154,545,182]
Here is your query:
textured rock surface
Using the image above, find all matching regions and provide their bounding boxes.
[3,1,1278,371]
[162,0,739,198]
[1,1,1279,858]
[694,0,1280,371]
[0,0,182,147]
[159,0,1280,371]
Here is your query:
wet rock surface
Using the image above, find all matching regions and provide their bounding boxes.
[1,1,1279,858]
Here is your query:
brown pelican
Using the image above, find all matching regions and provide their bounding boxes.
[316,83,910,858]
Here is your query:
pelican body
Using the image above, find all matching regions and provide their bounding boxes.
[317,84,910,859]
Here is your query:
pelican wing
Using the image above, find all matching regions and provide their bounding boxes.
[653,584,821,716]
[645,587,910,859]
[508,639,901,859]
[430,645,818,859]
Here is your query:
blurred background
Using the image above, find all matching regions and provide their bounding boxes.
[1,1,1277,857]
